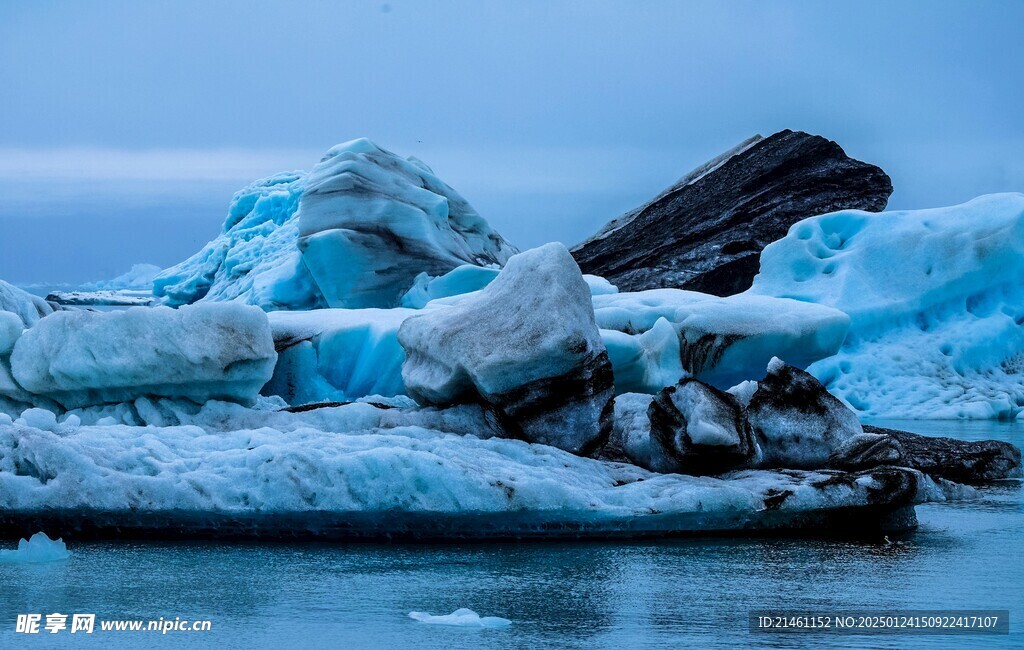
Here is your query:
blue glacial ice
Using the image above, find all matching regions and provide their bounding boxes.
[260,247,849,407]
[0,532,71,564]
[750,193,1024,419]
[297,138,517,308]
[154,139,517,312]
[153,172,320,310]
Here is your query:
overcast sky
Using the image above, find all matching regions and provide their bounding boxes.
[1,0,1022,284]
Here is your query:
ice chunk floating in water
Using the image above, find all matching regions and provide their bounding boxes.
[408,608,511,628]
[0,532,70,563]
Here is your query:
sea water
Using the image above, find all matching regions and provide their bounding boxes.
[0,421,1019,648]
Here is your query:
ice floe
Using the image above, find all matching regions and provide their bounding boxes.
[0,532,71,563]
[408,608,511,628]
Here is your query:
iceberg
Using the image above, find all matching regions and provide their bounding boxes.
[648,378,757,474]
[408,609,512,628]
[594,289,850,392]
[154,140,517,312]
[0,532,71,564]
[297,138,517,308]
[751,193,1024,419]
[0,402,965,538]
[46,290,153,307]
[0,311,33,410]
[10,303,277,409]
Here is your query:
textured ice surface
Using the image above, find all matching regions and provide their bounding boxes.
[297,139,516,308]
[0,279,55,327]
[0,400,962,537]
[594,289,849,391]
[10,304,277,408]
[0,532,70,563]
[751,193,1024,418]
[408,608,512,628]
[154,172,320,310]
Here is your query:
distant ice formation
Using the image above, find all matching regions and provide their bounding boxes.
[82,263,162,291]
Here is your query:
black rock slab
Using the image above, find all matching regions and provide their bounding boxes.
[571,130,893,295]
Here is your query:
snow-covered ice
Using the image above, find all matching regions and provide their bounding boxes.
[751,193,1024,418]
[10,303,277,408]
[594,289,849,392]
[297,139,516,308]
[0,532,71,564]
[408,608,512,628]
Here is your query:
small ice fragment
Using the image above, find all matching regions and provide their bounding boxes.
[0,532,71,563]
[408,608,511,628]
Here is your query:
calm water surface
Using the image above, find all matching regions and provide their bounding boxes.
[0,420,1020,648]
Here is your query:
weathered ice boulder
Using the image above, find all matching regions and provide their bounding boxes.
[571,130,892,295]
[398,243,614,455]
[298,139,517,308]
[648,379,758,474]
[830,425,1023,483]
[10,304,277,408]
[747,359,863,469]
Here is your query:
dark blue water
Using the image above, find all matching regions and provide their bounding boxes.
[0,420,1020,648]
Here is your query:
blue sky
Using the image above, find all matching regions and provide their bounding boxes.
[1,0,1022,283]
